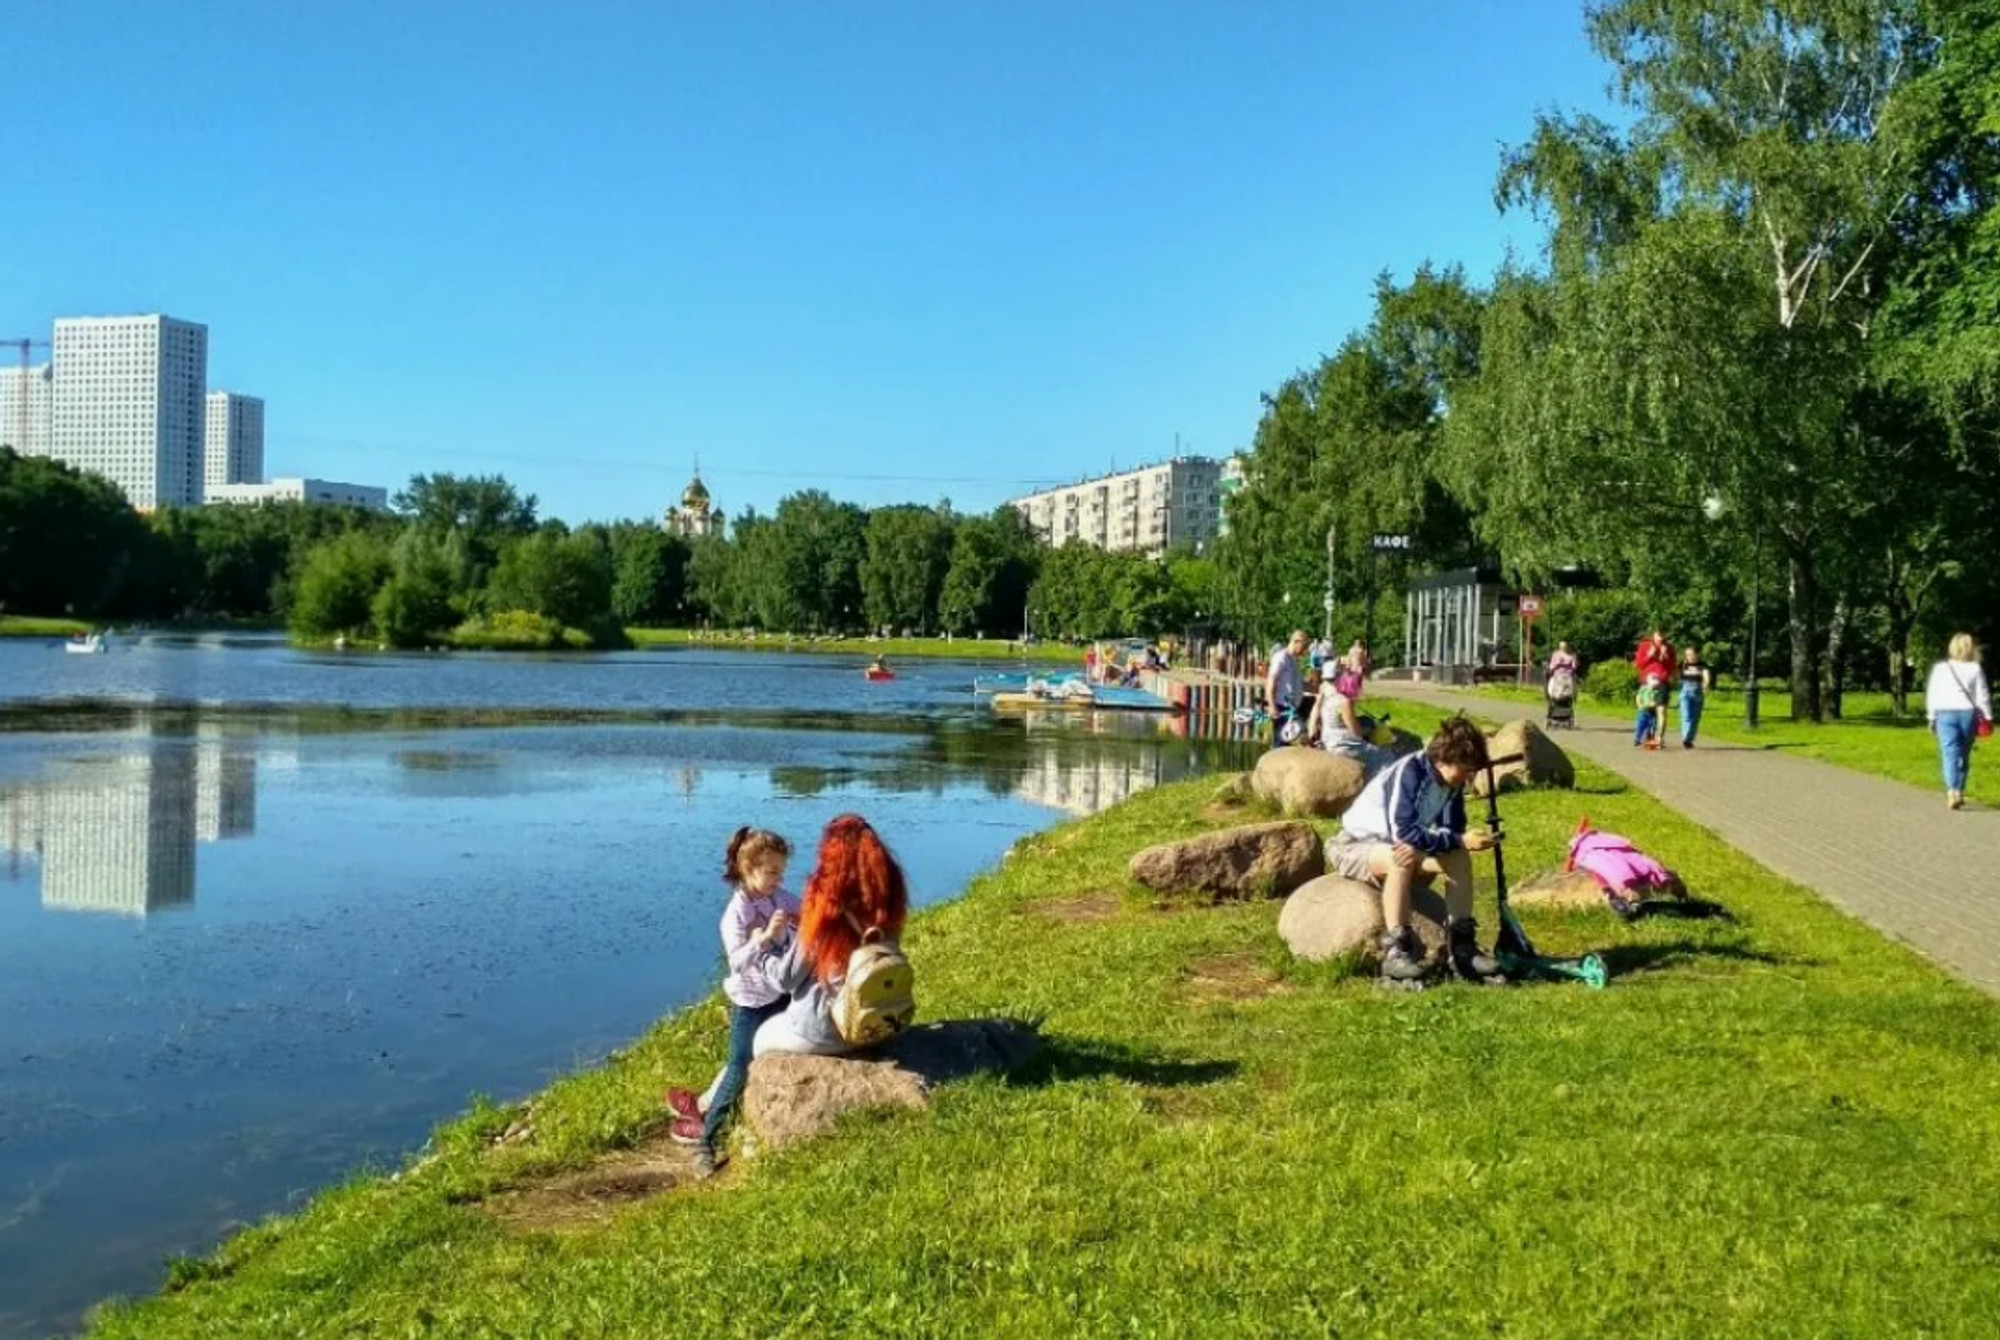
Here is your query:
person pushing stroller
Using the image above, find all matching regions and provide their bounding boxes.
[1545,640,1579,730]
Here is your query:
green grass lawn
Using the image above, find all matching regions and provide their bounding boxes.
[1467,683,1997,808]
[85,702,2000,1338]
[626,627,1082,662]
[0,614,91,638]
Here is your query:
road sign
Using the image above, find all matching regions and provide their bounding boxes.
[1519,595,1544,618]
[1370,533,1415,553]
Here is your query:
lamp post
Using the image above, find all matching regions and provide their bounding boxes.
[1705,495,1762,730]
[1323,523,1336,643]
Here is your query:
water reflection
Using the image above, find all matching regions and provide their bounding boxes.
[0,722,260,916]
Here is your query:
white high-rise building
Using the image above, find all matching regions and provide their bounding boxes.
[1008,456,1226,558]
[0,363,53,456]
[50,315,209,509]
[204,391,265,488]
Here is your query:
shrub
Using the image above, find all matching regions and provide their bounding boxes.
[1583,659,1639,704]
[289,532,392,638]
[450,609,568,650]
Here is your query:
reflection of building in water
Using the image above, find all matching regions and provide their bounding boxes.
[196,727,257,841]
[0,732,259,916]
[1013,748,1167,816]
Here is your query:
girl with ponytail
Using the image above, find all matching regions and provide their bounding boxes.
[754,814,910,1058]
[664,825,797,1176]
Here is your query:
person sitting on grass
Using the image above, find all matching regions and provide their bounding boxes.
[1323,717,1502,986]
[754,814,910,1057]
[665,826,800,1178]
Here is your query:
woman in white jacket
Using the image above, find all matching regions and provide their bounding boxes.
[1926,633,1992,811]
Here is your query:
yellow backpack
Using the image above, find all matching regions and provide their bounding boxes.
[833,913,916,1046]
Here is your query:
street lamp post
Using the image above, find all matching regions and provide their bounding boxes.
[1323,524,1336,643]
[1746,510,1763,730]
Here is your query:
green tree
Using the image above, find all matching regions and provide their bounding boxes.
[861,504,955,633]
[762,491,869,631]
[939,507,1041,637]
[371,531,460,648]
[487,531,614,630]
[289,531,393,638]
[0,448,160,617]
[610,525,692,626]
[393,473,538,579]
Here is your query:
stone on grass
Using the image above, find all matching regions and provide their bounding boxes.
[1250,748,1367,818]
[1127,821,1324,901]
[743,1019,1039,1153]
[1472,719,1576,796]
[1211,772,1253,804]
[1277,874,1449,963]
[1512,868,1609,911]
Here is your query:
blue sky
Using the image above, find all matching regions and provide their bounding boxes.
[7,1,1612,523]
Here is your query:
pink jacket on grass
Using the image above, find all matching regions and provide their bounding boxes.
[1563,823,1677,895]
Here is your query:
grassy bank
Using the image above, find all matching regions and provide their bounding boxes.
[85,702,2000,1338]
[0,615,91,638]
[1472,684,1998,807]
[625,627,1081,661]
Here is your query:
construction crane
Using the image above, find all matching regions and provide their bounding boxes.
[4,337,52,454]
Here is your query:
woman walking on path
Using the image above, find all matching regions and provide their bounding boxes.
[1927,634,1993,811]
[1678,646,1713,749]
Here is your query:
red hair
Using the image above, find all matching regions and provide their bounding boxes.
[798,814,909,985]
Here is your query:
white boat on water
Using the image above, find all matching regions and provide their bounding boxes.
[64,633,108,655]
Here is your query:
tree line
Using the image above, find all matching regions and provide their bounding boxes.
[0,452,1219,647]
[1215,0,2000,719]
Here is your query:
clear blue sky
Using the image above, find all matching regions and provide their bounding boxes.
[6,1,1612,524]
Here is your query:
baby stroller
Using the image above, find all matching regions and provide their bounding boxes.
[1545,664,1578,730]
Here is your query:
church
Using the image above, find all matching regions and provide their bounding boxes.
[665,470,725,538]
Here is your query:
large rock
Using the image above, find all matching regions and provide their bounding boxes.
[743,1019,1039,1153]
[1512,867,1607,911]
[1250,748,1367,818]
[1277,874,1449,963]
[1472,719,1576,796]
[1127,821,1324,901]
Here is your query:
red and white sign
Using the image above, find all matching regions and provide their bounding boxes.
[1519,596,1544,618]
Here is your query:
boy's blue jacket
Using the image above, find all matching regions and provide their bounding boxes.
[1340,751,1467,856]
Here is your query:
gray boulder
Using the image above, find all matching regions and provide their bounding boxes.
[1250,748,1367,818]
[1277,874,1449,963]
[1127,821,1325,900]
[743,1019,1039,1153]
[1472,719,1576,796]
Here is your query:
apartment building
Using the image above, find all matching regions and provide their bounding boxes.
[1008,456,1224,558]
[0,363,53,456]
[205,477,388,510]
[50,315,209,508]
[205,391,266,488]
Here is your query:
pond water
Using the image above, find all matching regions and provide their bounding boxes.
[0,636,1251,1338]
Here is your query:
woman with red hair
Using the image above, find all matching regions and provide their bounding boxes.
[753,814,910,1057]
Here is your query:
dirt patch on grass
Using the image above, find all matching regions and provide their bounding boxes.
[1031,890,1123,923]
[485,1137,703,1232]
[1183,952,1287,1002]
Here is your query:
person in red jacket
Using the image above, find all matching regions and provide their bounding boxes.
[1634,629,1675,683]
[1633,629,1675,748]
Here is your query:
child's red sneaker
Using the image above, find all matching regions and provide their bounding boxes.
[667,1116,705,1146]
[664,1088,700,1120]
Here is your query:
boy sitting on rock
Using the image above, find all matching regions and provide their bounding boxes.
[1324,716,1501,985]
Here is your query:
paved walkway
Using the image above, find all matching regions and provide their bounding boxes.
[1379,682,2000,994]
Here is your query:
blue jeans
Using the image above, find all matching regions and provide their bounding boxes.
[702,998,787,1147]
[1679,687,1705,745]
[1936,710,1976,793]
[1633,707,1656,745]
